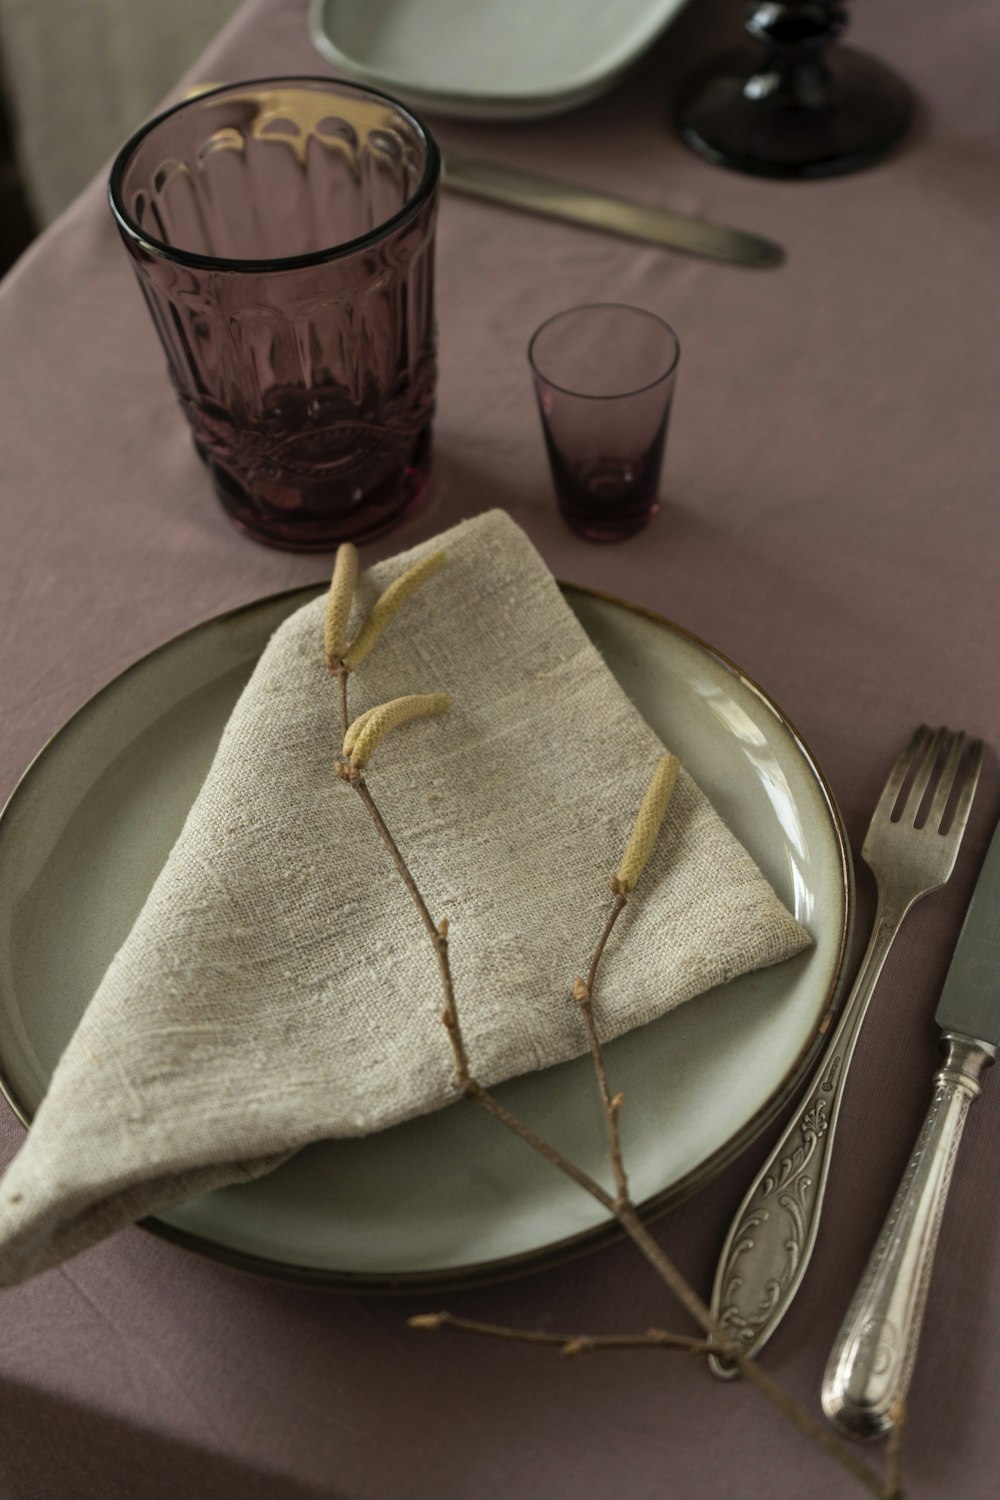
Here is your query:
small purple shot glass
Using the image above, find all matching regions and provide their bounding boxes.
[528,304,681,543]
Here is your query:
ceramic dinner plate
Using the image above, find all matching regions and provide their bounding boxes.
[0,584,852,1288]
[309,0,690,121]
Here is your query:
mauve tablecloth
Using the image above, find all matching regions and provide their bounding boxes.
[1,1,999,1496]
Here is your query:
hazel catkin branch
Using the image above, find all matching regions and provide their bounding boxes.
[615,753,680,894]
[341,693,452,771]
[343,551,447,670]
[342,705,379,760]
[407,1312,712,1357]
[324,543,360,669]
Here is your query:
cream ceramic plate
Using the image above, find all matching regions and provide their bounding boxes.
[0,585,851,1288]
[309,0,690,121]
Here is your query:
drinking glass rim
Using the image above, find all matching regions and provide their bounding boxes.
[108,75,441,274]
[528,302,681,401]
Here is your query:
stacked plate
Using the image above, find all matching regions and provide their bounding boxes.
[309,0,690,121]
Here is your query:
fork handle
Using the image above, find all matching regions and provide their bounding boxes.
[708,897,913,1377]
[821,1033,995,1437]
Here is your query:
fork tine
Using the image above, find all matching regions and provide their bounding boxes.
[927,732,966,831]
[872,724,931,825]
[901,724,948,825]
[949,738,984,836]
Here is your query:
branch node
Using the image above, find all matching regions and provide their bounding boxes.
[572,976,590,1004]
[560,1338,594,1359]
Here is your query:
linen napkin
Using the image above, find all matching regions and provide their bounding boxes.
[0,510,810,1285]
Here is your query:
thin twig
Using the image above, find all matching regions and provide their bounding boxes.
[573,900,890,1500]
[330,657,892,1499]
[463,1078,616,1211]
[330,663,611,1202]
[576,891,629,1206]
[408,1311,711,1357]
[351,776,613,1198]
[587,892,628,992]
[336,665,349,734]
[350,775,469,1085]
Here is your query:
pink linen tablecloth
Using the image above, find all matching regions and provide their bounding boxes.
[2,1,1000,1496]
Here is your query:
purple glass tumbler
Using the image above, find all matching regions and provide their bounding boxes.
[109,78,440,550]
[529,304,680,543]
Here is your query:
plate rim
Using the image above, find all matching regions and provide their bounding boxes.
[308,0,688,117]
[0,580,854,1291]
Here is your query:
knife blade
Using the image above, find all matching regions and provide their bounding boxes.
[935,813,1000,1046]
[440,152,784,269]
[822,802,1000,1438]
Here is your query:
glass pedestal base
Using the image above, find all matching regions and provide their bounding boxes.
[675,45,914,179]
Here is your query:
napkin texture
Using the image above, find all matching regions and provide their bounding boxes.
[0,511,809,1284]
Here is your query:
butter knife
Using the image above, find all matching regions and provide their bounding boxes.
[441,152,784,268]
[822,805,1000,1438]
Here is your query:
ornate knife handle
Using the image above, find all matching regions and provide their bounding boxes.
[821,1034,995,1437]
[709,902,910,1378]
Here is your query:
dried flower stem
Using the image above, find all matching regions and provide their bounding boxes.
[408,1312,712,1357]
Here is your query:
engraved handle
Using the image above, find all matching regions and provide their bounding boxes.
[821,1034,995,1437]
[709,898,913,1377]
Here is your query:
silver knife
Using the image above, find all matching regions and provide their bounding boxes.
[441,152,784,268]
[822,809,1000,1438]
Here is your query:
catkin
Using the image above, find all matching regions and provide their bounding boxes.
[346,693,451,769]
[616,754,680,893]
[342,552,446,670]
[324,543,359,667]
[342,705,380,759]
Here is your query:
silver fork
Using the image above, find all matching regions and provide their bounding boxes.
[708,725,983,1378]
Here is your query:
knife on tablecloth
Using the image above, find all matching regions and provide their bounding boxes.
[822,806,1000,1438]
[441,153,784,268]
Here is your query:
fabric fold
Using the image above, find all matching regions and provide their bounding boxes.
[0,510,810,1284]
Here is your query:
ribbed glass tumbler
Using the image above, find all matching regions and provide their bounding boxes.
[109,78,440,550]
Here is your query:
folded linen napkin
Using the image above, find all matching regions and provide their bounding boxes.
[0,510,810,1285]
